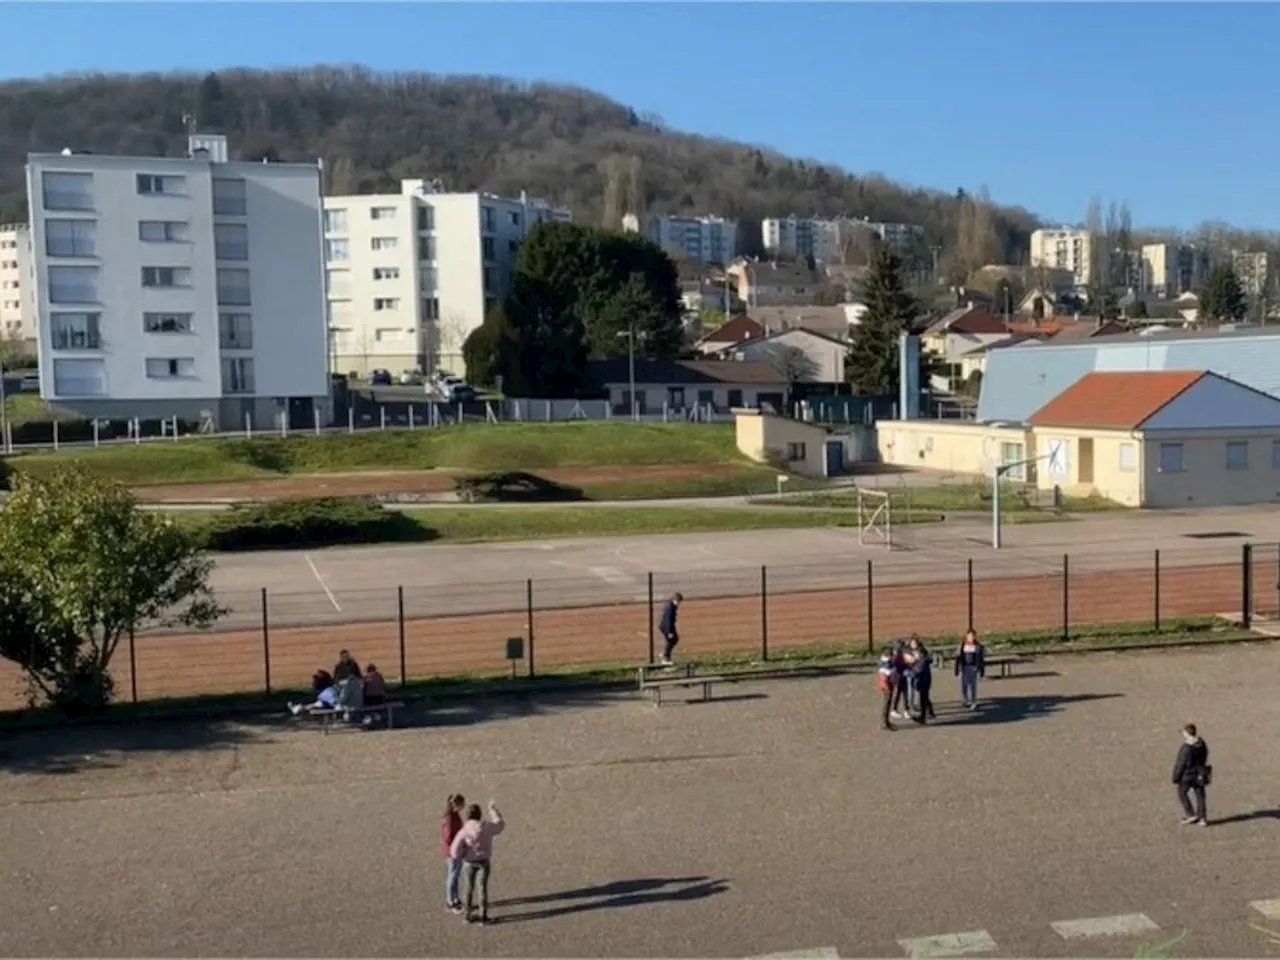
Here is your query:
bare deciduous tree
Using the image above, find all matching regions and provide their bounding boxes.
[763,344,820,384]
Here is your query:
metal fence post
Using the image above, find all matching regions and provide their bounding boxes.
[128,626,138,703]
[397,586,407,686]
[966,558,974,633]
[1061,554,1070,642]
[1153,549,1161,634]
[1242,543,1254,630]
[261,587,271,695]
[647,572,655,664]
[760,565,769,662]
[866,559,874,653]
[526,579,536,677]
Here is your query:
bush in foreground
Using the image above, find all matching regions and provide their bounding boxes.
[204,497,430,551]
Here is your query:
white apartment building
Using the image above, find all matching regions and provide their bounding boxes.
[624,214,736,264]
[1141,242,1215,297]
[1232,250,1272,297]
[1030,227,1095,289]
[0,223,35,345]
[762,215,909,262]
[324,180,571,377]
[26,134,328,429]
[867,220,924,254]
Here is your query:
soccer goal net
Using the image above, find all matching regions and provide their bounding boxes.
[855,488,894,548]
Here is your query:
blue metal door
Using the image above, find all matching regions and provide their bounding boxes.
[825,440,845,476]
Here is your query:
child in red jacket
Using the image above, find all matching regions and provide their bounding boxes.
[440,794,466,913]
[876,647,899,731]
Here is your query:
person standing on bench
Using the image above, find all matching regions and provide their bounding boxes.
[1172,723,1210,827]
[659,592,683,666]
[954,630,986,710]
[450,801,506,925]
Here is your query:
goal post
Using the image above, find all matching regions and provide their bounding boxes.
[855,487,893,548]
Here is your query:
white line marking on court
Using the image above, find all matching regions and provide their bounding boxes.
[303,553,342,612]
[898,930,997,958]
[1251,899,1280,919]
[588,565,640,589]
[753,949,839,960]
[1051,913,1160,939]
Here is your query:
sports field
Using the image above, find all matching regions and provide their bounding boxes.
[1,642,1278,957]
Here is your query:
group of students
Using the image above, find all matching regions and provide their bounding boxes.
[439,793,506,925]
[875,630,987,730]
[287,648,389,725]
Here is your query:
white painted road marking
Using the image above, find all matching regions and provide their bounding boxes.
[898,930,998,958]
[1051,913,1160,939]
[1251,899,1280,919]
[753,948,839,960]
[588,565,640,589]
[303,553,343,612]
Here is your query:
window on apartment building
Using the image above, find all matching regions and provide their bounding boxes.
[325,269,350,298]
[373,267,400,281]
[509,211,521,227]
[50,312,101,350]
[1226,440,1249,471]
[421,297,440,321]
[482,236,496,261]
[785,442,806,462]
[44,219,96,257]
[484,297,497,316]
[482,266,494,293]
[145,357,196,379]
[374,328,403,343]
[211,178,247,215]
[219,312,252,349]
[216,268,251,305]
[482,206,495,232]
[214,223,249,261]
[142,266,191,289]
[371,207,396,220]
[417,206,434,232]
[221,357,254,393]
[41,171,94,211]
[325,238,350,262]
[1118,442,1137,472]
[419,267,437,290]
[373,298,400,311]
[417,236,435,261]
[138,220,189,243]
[324,209,347,233]
[143,312,194,334]
[727,389,743,408]
[47,264,99,303]
[371,237,398,251]
[1158,442,1185,473]
[136,174,187,197]
[53,357,106,396]
[508,239,519,255]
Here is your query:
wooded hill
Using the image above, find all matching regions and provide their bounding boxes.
[0,67,1041,266]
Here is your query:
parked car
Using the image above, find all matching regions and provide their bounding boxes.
[19,372,39,393]
[369,368,392,386]
[446,384,478,403]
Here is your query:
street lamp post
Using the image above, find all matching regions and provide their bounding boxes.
[616,328,647,421]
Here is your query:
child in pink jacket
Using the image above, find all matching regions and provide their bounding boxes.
[449,801,505,924]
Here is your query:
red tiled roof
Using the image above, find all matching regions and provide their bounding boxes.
[948,310,1008,335]
[700,315,764,345]
[1028,371,1207,430]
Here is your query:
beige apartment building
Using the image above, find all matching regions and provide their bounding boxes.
[1030,227,1094,289]
[0,223,35,347]
[1232,250,1271,297]
[1141,242,1214,296]
[323,180,570,378]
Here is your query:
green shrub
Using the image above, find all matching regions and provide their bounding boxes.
[454,470,583,503]
[204,497,431,551]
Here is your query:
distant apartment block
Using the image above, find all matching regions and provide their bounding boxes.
[1232,250,1272,297]
[25,134,329,429]
[1030,228,1095,289]
[1140,242,1213,297]
[762,216,920,261]
[624,213,736,264]
[324,180,571,377]
[0,223,35,345]
[866,220,924,254]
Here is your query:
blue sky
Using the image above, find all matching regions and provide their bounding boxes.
[4,2,1278,231]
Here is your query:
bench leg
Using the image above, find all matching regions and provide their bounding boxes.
[702,682,711,702]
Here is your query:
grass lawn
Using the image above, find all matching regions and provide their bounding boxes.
[7,422,747,486]
[766,482,1125,514]
[578,467,831,501]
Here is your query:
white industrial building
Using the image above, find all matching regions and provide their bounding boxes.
[0,223,35,345]
[323,179,571,377]
[25,134,329,429]
[622,213,737,264]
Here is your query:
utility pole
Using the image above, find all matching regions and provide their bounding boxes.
[617,327,647,421]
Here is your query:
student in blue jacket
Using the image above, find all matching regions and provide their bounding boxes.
[954,630,986,710]
[907,635,936,724]
[659,592,683,665]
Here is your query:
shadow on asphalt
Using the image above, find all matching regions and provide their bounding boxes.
[491,875,730,923]
[0,720,262,776]
[1211,808,1280,826]
[940,692,1123,725]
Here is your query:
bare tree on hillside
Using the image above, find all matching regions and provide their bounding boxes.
[763,344,820,384]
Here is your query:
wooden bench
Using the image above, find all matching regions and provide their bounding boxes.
[306,700,405,734]
[640,674,729,706]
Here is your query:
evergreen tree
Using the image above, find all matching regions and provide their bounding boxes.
[1199,264,1247,322]
[847,245,917,396]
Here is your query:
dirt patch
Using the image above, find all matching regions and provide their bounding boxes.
[134,463,756,502]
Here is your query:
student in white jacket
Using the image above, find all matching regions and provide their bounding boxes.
[449,801,505,924]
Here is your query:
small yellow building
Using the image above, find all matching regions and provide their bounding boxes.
[735,409,866,478]
[1028,369,1280,508]
[875,419,1036,479]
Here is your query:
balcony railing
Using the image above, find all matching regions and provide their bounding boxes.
[48,285,98,304]
[52,378,106,397]
[42,191,94,211]
[50,329,102,350]
[215,242,249,261]
[46,239,96,258]
[213,197,247,216]
[216,288,251,306]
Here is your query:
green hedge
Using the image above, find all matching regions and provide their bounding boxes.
[201,497,430,551]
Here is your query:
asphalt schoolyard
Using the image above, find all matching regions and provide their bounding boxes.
[1,642,1279,958]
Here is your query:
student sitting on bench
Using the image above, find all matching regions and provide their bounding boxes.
[289,671,339,716]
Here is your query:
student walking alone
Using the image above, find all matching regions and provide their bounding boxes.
[450,801,506,925]
[440,794,466,913]
[659,592,683,666]
[954,630,986,710]
[1172,723,1211,826]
